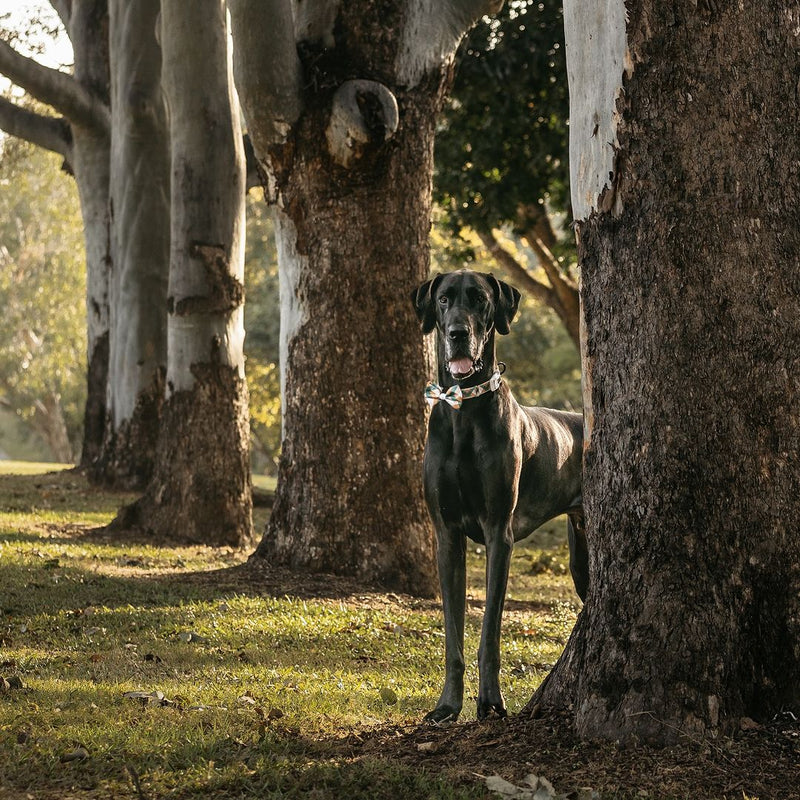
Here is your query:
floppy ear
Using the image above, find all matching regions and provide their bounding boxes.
[486,274,521,335]
[411,274,443,334]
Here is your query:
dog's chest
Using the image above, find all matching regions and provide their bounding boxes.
[424,421,490,541]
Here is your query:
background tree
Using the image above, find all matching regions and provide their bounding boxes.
[529,0,800,744]
[0,1,170,484]
[0,0,111,467]
[93,0,169,488]
[436,0,579,347]
[0,136,85,461]
[116,0,252,547]
[230,0,505,595]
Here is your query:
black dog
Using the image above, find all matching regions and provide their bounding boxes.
[412,269,588,722]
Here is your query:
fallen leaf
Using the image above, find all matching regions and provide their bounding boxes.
[177,631,207,644]
[417,741,436,752]
[0,675,24,692]
[60,746,90,763]
[123,690,173,707]
[484,774,563,800]
[740,716,761,731]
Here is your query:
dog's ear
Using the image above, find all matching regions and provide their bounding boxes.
[411,274,443,334]
[486,274,521,335]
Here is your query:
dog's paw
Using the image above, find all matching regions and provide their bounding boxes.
[476,700,507,721]
[422,705,460,725]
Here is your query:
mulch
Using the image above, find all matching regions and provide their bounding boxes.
[329,709,800,799]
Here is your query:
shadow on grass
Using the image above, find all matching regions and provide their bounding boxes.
[0,468,136,517]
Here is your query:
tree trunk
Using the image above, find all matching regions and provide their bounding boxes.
[231,0,502,595]
[256,89,439,592]
[31,392,74,463]
[529,1,800,745]
[92,0,169,489]
[68,0,112,470]
[115,0,252,547]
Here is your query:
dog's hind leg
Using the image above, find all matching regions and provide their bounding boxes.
[568,510,589,602]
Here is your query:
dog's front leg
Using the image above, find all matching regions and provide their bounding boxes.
[424,530,466,723]
[477,525,513,719]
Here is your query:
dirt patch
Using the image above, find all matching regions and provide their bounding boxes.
[324,711,800,800]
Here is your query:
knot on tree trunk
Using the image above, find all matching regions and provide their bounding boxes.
[171,242,244,316]
[325,79,399,168]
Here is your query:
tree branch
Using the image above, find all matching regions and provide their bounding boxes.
[523,230,580,322]
[450,0,506,23]
[0,96,72,163]
[326,80,399,168]
[48,0,72,30]
[480,228,581,349]
[0,38,109,134]
[477,229,555,308]
[228,0,303,160]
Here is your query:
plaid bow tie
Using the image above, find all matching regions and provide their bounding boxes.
[425,382,464,409]
[424,370,502,411]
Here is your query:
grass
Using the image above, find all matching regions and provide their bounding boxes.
[0,461,580,799]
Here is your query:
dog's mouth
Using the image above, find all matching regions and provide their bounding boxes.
[448,357,478,380]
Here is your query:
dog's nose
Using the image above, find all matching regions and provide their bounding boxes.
[447,325,469,342]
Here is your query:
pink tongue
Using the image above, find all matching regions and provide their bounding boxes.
[449,358,473,377]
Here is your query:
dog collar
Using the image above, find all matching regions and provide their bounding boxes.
[425,370,502,410]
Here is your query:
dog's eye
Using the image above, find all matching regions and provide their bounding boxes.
[438,296,448,306]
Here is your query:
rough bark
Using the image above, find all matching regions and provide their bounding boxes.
[116,0,252,547]
[530,1,800,745]
[91,0,169,489]
[233,1,498,595]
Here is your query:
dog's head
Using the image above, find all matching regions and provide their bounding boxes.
[411,270,521,381]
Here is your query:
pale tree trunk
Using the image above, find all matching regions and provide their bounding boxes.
[0,0,112,468]
[66,0,112,469]
[31,393,74,463]
[529,0,800,745]
[115,0,252,546]
[231,0,501,594]
[92,0,169,489]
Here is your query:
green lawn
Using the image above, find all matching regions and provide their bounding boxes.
[0,462,579,799]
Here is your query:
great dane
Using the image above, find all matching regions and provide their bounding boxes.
[412,269,588,723]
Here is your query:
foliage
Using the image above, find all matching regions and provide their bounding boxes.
[436,0,570,235]
[0,131,86,460]
[243,193,281,473]
[0,463,578,799]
